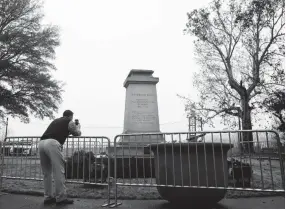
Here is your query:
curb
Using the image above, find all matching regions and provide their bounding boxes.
[1,189,99,199]
[225,192,285,198]
[0,188,161,200]
[1,188,284,200]
[1,189,43,197]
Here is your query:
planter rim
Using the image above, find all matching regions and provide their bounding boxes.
[148,142,233,149]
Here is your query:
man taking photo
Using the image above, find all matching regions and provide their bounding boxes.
[39,110,81,205]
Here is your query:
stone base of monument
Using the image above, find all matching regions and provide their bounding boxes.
[108,134,164,158]
[150,142,232,204]
[107,133,164,178]
[107,145,157,178]
[109,156,155,178]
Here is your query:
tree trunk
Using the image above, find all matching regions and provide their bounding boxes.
[241,95,254,153]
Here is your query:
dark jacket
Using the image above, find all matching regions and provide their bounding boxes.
[41,117,71,145]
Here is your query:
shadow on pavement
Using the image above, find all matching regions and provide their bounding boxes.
[35,203,75,209]
[155,201,227,209]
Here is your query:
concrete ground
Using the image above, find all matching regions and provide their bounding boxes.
[0,193,284,209]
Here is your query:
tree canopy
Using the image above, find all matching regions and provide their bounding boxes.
[0,0,63,123]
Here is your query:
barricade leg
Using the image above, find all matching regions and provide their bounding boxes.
[101,177,114,207]
[108,183,122,208]
[102,137,122,208]
[101,178,121,208]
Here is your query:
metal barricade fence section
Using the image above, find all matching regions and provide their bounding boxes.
[63,137,110,185]
[0,131,284,206]
[109,130,284,206]
[0,136,111,202]
[1,137,42,181]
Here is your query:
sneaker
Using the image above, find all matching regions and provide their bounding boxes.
[44,197,56,205]
[56,199,74,205]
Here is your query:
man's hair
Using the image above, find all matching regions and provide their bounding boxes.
[63,110,74,117]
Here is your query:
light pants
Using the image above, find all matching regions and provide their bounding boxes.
[39,139,67,202]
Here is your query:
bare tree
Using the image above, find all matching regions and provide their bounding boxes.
[181,0,285,151]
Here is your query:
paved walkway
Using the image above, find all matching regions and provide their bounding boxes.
[0,193,284,209]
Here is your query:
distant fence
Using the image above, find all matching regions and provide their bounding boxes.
[107,130,285,207]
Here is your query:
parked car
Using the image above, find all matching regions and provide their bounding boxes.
[10,140,38,156]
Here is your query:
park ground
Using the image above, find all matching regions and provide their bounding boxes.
[0,192,284,209]
[1,156,284,199]
[1,146,284,207]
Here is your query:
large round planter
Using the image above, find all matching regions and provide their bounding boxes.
[150,142,232,204]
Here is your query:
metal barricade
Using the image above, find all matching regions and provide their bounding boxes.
[0,136,112,206]
[107,130,285,207]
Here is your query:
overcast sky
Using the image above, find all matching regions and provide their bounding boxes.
[6,0,235,138]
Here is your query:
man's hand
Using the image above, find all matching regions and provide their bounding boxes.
[68,121,81,136]
[76,123,81,130]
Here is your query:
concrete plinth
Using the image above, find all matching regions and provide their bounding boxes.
[118,69,162,146]
[108,145,148,158]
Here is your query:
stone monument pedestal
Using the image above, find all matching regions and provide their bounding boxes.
[108,69,163,158]
[107,70,164,178]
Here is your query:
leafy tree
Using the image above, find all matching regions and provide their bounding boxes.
[0,0,63,123]
[181,0,284,151]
